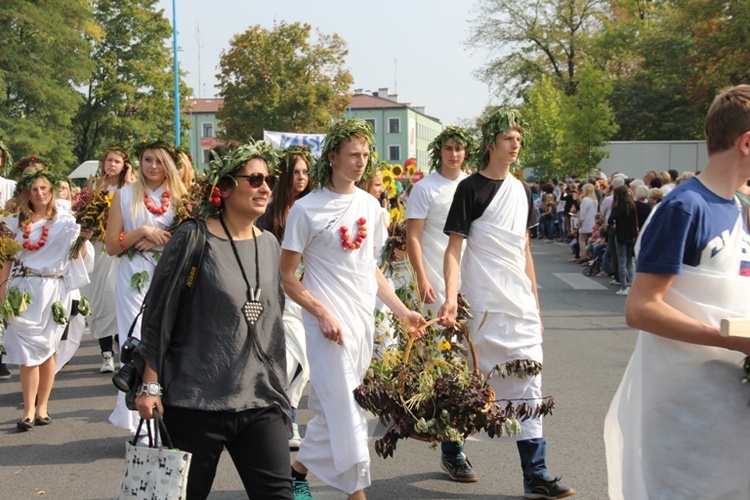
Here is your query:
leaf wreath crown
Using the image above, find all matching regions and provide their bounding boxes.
[133,139,179,164]
[310,118,376,190]
[428,126,479,173]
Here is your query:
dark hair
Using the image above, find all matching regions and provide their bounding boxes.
[612,184,634,214]
[267,154,311,242]
[667,169,678,182]
[649,177,662,189]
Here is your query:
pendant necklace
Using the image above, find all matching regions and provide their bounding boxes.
[219,216,263,326]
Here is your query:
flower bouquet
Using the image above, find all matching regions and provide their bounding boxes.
[354,294,555,459]
[69,187,113,258]
[167,180,204,233]
[0,217,22,266]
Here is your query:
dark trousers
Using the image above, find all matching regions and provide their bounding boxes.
[517,437,550,482]
[163,405,292,500]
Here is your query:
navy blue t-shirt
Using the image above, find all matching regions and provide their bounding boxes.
[637,177,745,275]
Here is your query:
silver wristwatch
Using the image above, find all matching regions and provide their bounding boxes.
[140,382,162,397]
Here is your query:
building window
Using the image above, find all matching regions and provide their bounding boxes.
[388,145,400,162]
[202,149,211,164]
[202,123,214,138]
[388,118,400,134]
[365,119,376,133]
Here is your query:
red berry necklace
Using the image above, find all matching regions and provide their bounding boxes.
[23,223,50,251]
[143,189,170,216]
[340,217,367,250]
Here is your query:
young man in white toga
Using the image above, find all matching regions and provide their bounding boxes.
[438,108,575,499]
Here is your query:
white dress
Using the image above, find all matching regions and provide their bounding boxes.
[109,184,175,433]
[460,175,544,441]
[3,213,89,367]
[604,204,750,499]
[283,187,386,494]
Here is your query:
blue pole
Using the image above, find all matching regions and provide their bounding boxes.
[172,0,180,146]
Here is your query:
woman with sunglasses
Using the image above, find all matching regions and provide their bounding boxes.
[105,140,186,436]
[135,141,293,499]
[257,145,312,450]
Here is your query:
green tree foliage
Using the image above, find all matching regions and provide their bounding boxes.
[524,65,617,179]
[0,0,96,170]
[216,21,353,141]
[468,0,606,98]
[72,0,191,163]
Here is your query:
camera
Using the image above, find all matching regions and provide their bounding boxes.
[112,337,141,393]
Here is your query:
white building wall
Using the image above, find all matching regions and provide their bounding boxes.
[598,141,708,179]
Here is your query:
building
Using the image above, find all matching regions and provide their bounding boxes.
[348,88,442,169]
[185,98,224,171]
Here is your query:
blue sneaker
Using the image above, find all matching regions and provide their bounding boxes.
[292,479,314,500]
[523,475,575,499]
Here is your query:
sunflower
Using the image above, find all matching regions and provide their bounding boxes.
[391,164,403,177]
[382,169,395,187]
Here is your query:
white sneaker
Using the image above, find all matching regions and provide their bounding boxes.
[615,288,630,296]
[100,352,115,373]
[289,423,301,450]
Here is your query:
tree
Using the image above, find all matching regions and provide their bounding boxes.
[468,0,607,98]
[72,0,191,163]
[216,21,353,141]
[0,0,95,170]
[523,64,617,179]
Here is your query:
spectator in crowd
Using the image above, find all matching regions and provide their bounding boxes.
[608,185,638,295]
[648,188,664,206]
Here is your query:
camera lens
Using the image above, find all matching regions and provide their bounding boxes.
[112,363,138,392]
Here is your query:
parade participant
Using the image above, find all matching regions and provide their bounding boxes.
[135,141,293,499]
[257,145,313,450]
[281,119,426,500]
[176,148,196,189]
[0,140,16,380]
[605,85,750,499]
[106,140,186,435]
[0,165,90,430]
[405,126,479,482]
[82,147,134,373]
[438,108,575,499]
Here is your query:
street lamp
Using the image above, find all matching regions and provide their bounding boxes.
[172,0,180,146]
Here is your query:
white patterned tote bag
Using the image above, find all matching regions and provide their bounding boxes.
[115,413,192,500]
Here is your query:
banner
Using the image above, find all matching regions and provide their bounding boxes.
[263,131,325,157]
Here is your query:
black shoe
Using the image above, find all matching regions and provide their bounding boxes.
[35,416,52,426]
[440,452,479,482]
[523,475,575,499]
[16,418,34,431]
[0,363,10,380]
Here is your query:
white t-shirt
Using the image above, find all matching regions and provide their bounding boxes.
[406,171,467,220]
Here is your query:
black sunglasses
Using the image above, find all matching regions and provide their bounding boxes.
[235,173,276,189]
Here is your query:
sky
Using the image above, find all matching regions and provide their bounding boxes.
[155,0,493,126]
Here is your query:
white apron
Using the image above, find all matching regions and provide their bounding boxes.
[56,240,95,372]
[110,184,174,433]
[461,174,544,440]
[294,189,383,494]
[420,177,464,316]
[284,292,309,408]
[4,213,89,366]
[605,207,750,500]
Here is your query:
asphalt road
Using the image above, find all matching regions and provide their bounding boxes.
[0,239,637,499]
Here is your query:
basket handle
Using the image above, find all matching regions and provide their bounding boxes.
[400,319,480,390]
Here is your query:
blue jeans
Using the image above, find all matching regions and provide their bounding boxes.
[517,438,550,482]
[555,211,566,239]
[615,238,636,289]
[441,441,463,456]
[541,217,555,240]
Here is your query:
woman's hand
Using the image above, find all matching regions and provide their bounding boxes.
[417,277,437,304]
[133,237,159,252]
[142,226,171,246]
[135,393,163,420]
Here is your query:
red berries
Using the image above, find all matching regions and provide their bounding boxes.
[23,224,49,251]
[144,189,171,215]
[340,217,367,250]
